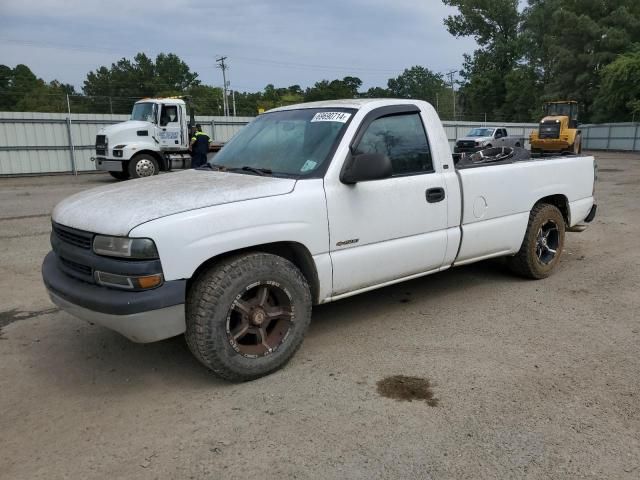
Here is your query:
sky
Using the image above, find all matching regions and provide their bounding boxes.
[0,0,477,93]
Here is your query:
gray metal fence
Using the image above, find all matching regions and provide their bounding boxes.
[0,112,253,175]
[1,113,637,176]
[581,123,640,151]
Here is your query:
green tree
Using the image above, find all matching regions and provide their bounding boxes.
[525,0,640,121]
[0,64,78,112]
[83,53,200,113]
[387,66,447,101]
[443,0,523,119]
[304,76,362,101]
[593,46,640,121]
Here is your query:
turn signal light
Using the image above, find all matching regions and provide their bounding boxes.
[94,271,163,290]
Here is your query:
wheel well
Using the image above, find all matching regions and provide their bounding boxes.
[535,194,570,225]
[188,242,321,304]
[131,150,165,170]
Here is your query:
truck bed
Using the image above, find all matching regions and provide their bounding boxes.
[452,153,596,265]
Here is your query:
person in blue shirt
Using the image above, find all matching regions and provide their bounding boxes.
[189,124,211,168]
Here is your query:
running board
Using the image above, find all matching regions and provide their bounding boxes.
[567,224,588,232]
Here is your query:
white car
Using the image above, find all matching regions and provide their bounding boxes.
[43,99,597,381]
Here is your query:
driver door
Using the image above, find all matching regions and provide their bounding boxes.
[325,107,449,296]
[159,104,181,149]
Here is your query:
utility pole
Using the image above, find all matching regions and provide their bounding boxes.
[216,56,229,116]
[446,70,456,120]
[232,89,236,117]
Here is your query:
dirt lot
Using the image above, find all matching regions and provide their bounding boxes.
[1,152,638,479]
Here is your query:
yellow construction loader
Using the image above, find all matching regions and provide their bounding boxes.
[530,101,582,154]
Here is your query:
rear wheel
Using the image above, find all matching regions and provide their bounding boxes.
[572,134,582,154]
[507,203,566,279]
[186,253,312,381]
[109,171,130,180]
[128,154,159,178]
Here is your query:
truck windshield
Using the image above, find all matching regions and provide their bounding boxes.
[467,128,495,137]
[131,103,156,123]
[210,108,355,177]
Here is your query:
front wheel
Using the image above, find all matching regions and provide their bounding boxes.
[186,253,312,381]
[507,203,566,279]
[128,154,159,178]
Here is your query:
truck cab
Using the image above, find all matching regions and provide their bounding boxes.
[93,97,206,179]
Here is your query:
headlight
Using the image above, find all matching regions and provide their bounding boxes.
[93,236,159,259]
[475,140,482,146]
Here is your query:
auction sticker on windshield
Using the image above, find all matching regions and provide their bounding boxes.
[311,112,351,123]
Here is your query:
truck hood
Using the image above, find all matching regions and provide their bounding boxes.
[100,120,154,140]
[52,170,297,236]
[458,136,490,143]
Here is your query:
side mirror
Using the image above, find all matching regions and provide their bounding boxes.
[340,152,393,184]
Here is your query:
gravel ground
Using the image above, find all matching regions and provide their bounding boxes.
[0,152,638,479]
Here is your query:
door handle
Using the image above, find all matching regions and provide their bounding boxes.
[426,187,445,203]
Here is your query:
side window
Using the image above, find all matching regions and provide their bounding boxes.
[355,113,433,175]
[160,105,179,126]
[495,129,502,139]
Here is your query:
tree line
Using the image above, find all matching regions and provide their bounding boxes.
[445,0,640,122]
[0,56,457,119]
[2,0,640,122]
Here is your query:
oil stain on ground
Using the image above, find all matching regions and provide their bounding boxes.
[0,307,59,329]
[377,375,439,406]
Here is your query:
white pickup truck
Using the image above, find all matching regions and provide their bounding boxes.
[42,99,597,381]
[454,126,525,153]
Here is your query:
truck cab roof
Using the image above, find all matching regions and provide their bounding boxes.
[135,98,186,105]
[269,98,427,112]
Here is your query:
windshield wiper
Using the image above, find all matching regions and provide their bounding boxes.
[224,166,273,176]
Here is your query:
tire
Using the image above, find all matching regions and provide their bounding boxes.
[109,171,130,180]
[507,203,566,279]
[185,253,312,381]
[572,134,582,154]
[128,154,159,178]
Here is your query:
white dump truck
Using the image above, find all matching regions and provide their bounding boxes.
[44,99,597,381]
[92,97,223,179]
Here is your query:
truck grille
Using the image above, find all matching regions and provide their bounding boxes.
[52,223,93,250]
[96,134,107,155]
[59,257,92,276]
[458,140,476,148]
[539,122,561,139]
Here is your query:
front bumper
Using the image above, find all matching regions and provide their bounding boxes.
[454,146,483,154]
[530,139,570,151]
[93,158,124,172]
[584,204,597,223]
[42,251,186,342]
